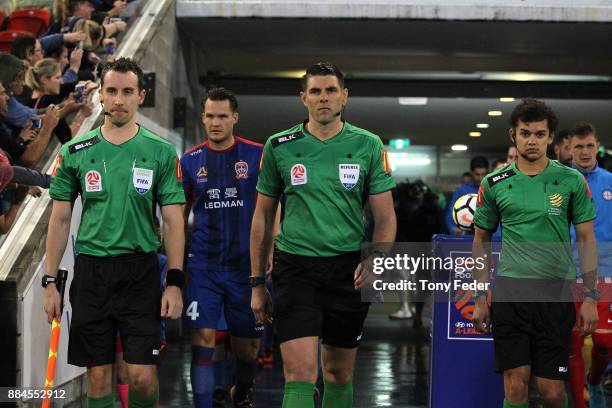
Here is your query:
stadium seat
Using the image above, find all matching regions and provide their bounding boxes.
[0,29,31,52]
[7,8,51,37]
[0,10,5,29]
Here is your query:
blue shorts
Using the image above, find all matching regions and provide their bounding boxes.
[217,304,228,331]
[185,269,262,338]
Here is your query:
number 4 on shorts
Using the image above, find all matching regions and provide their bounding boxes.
[186,301,200,321]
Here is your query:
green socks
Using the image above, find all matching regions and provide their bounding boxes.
[87,394,114,408]
[281,378,353,408]
[503,400,528,408]
[322,378,353,408]
[128,386,159,408]
[282,381,315,408]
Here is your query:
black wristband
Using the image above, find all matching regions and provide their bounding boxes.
[166,268,184,289]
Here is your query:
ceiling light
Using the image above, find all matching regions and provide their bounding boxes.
[499,97,515,102]
[452,144,468,151]
[476,123,489,129]
[488,110,503,117]
[273,70,306,78]
[484,73,611,82]
[387,152,431,167]
[511,73,536,81]
[398,97,428,106]
[469,132,481,137]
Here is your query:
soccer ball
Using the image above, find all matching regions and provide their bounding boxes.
[452,193,478,231]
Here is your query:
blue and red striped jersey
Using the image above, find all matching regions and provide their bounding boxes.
[180,136,263,274]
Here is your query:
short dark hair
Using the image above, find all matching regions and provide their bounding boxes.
[553,128,570,147]
[10,34,36,61]
[300,62,345,91]
[569,121,599,142]
[100,57,145,90]
[202,87,238,112]
[470,156,489,171]
[509,98,558,134]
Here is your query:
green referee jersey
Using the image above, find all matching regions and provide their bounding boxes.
[49,126,186,257]
[474,160,596,280]
[257,121,396,257]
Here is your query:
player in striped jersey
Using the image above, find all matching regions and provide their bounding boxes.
[181,88,264,408]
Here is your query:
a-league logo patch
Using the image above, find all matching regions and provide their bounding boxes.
[133,167,153,195]
[85,170,102,192]
[235,161,249,179]
[603,189,612,201]
[291,164,307,186]
[196,166,208,183]
[339,164,360,190]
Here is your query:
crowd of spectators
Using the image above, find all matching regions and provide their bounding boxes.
[0,0,129,235]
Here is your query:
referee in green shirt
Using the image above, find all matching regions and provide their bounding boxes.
[43,58,186,408]
[250,62,396,408]
[472,99,599,408]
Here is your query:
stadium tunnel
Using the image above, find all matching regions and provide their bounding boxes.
[1,0,612,406]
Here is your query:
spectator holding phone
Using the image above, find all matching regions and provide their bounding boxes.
[102,38,117,62]
[0,77,60,169]
[73,19,105,80]
[20,59,88,142]
[0,53,39,130]
[0,54,59,167]
[45,44,84,85]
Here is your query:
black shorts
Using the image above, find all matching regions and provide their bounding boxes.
[68,252,161,367]
[272,251,370,349]
[491,301,575,380]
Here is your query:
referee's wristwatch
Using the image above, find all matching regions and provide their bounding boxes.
[583,289,601,302]
[41,275,57,288]
[249,276,266,288]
